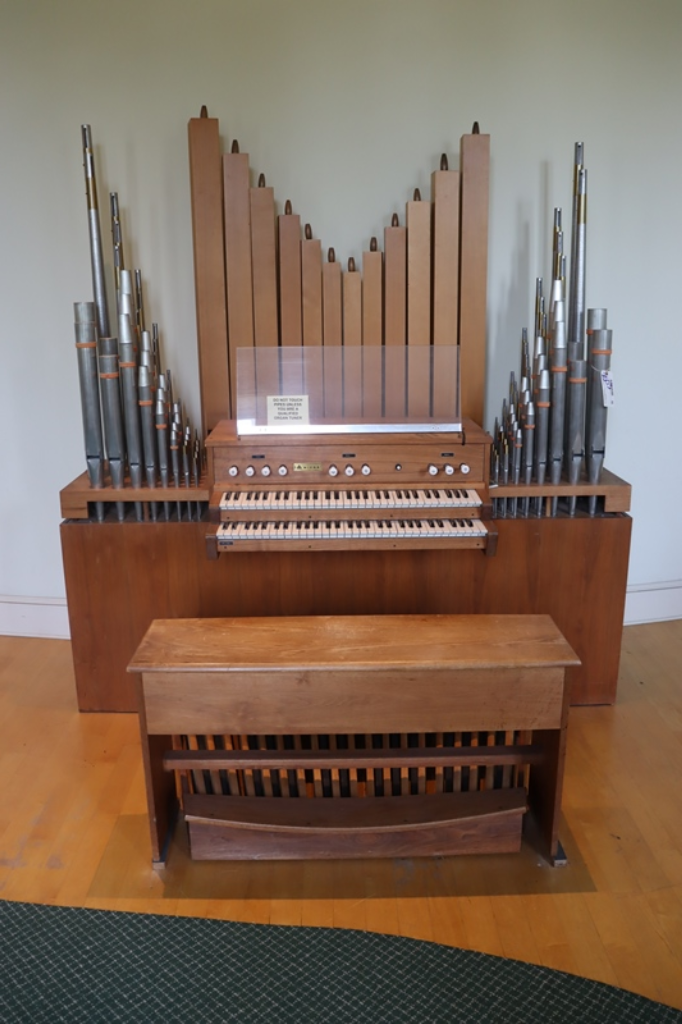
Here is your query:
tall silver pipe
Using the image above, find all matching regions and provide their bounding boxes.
[585,308,608,443]
[170,420,182,520]
[549,209,564,322]
[73,302,105,521]
[183,423,193,519]
[549,315,567,488]
[534,281,543,339]
[152,323,161,380]
[521,398,535,516]
[138,363,158,520]
[119,312,143,519]
[567,144,582,348]
[565,358,587,515]
[135,269,146,333]
[81,125,110,341]
[568,158,587,360]
[533,367,551,492]
[155,380,170,519]
[193,430,203,519]
[586,326,612,515]
[98,334,126,520]
[119,269,136,330]
[110,192,124,315]
[500,436,509,518]
[549,297,565,351]
[510,425,522,518]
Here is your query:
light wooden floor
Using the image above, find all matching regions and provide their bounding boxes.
[1,620,681,1010]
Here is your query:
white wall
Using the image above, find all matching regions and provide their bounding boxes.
[1,0,681,636]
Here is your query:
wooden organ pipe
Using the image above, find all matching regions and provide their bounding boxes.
[187,112,229,431]
[322,247,343,419]
[384,213,407,419]
[223,140,255,414]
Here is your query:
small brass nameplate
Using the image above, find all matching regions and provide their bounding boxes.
[293,462,322,472]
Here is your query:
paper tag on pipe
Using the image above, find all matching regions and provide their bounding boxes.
[600,370,615,407]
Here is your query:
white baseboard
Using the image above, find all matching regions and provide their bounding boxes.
[1,584,680,640]
[0,596,70,640]
[624,581,682,626]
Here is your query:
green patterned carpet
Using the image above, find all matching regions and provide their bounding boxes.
[1,900,680,1022]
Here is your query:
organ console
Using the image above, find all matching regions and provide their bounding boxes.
[205,421,496,555]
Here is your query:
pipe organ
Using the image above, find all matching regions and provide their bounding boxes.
[60,108,631,720]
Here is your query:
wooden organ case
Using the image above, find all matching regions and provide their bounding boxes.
[60,110,631,726]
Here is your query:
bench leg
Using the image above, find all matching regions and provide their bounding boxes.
[527,725,567,865]
[136,679,178,864]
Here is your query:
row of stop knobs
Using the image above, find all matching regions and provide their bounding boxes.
[227,463,471,478]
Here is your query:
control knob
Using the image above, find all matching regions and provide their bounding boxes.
[361,464,371,476]
[344,465,355,477]
[328,465,339,477]
[460,463,471,475]
[228,465,239,477]
[444,464,455,476]
[278,465,288,476]
[261,465,271,477]
[428,464,439,476]
[244,465,256,478]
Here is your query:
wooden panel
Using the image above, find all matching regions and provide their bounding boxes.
[459,131,490,426]
[185,791,525,859]
[130,613,577,673]
[249,180,279,348]
[223,149,255,412]
[206,420,487,488]
[186,789,527,830]
[140,665,567,736]
[493,467,632,515]
[62,512,629,712]
[164,745,544,772]
[278,203,302,348]
[187,115,230,430]
[60,520,206,712]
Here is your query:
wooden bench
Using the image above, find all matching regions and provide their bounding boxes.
[128,614,579,866]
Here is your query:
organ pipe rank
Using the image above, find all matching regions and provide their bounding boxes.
[490,143,614,519]
[74,125,204,523]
